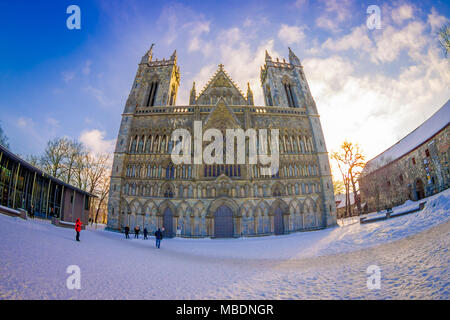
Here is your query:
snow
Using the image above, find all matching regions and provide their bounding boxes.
[364,99,449,173]
[0,189,449,299]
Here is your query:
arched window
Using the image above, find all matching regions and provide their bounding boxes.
[266,85,273,106]
[146,81,159,107]
[273,185,282,197]
[283,82,298,108]
[163,185,174,198]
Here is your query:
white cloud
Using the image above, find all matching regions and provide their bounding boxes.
[17,117,31,128]
[322,25,373,53]
[371,21,427,63]
[315,0,352,32]
[278,24,306,45]
[304,48,449,168]
[391,4,414,25]
[427,7,448,33]
[79,129,116,155]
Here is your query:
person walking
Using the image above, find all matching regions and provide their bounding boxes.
[75,218,82,242]
[155,228,163,248]
[134,225,140,239]
[124,225,130,239]
[143,227,148,240]
[30,205,35,219]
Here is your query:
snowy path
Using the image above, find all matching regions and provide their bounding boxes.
[0,189,449,299]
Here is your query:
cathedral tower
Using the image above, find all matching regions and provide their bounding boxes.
[108,45,180,229]
[261,48,335,227]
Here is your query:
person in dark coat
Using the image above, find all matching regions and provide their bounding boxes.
[75,219,82,242]
[134,225,140,239]
[124,225,130,239]
[143,228,148,240]
[30,205,35,219]
[155,228,163,248]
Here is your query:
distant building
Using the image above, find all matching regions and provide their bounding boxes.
[360,100,449,212]
[334,193,357,218]
[0,144,95,225]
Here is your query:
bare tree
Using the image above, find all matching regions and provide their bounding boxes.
[94,174,110,224]
[40,138,70,179]
[62,140,86,185]
[81,152,111,224]
[25,154,40,167]
[331,141,366,216]
[332,176,345,195]
[0,123,10,149]
[32,137,112,224]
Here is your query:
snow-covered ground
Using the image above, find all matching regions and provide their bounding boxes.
[0,189,449,299]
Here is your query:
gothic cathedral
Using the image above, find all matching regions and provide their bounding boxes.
[107,45,337,238]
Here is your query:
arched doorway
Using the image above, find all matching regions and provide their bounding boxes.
[163,207,174,238]
[415,179,425,200]
[274,206,284,235]
[214,205,234,238]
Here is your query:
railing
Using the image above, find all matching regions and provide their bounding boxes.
[134,105,307,116]
[360,201,426,224]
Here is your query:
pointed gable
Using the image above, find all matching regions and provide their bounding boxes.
[204,97,241,131]
[195,65,248,106]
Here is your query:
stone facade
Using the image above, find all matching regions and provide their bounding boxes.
[107,46,337,238]
[360,101,450,211]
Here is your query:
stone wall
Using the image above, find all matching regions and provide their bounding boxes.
[360,125,449,211]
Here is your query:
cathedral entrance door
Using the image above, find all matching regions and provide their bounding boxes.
[163,207,174,238]
[214,205,234,238]
[274,206,284,235]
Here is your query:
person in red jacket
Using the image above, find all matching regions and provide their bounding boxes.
[75,219,82,242]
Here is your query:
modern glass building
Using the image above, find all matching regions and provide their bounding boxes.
[0,144,95,224]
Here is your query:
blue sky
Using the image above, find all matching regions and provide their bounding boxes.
[0,0,449,170]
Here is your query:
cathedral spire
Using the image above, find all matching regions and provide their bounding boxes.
[246,82,254,105]
[189,82,196,105]
[171,49,177,61]
[141,43,155,64]
[288,47,301,66]
[265,50,272,61]
[147,43,155,61]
